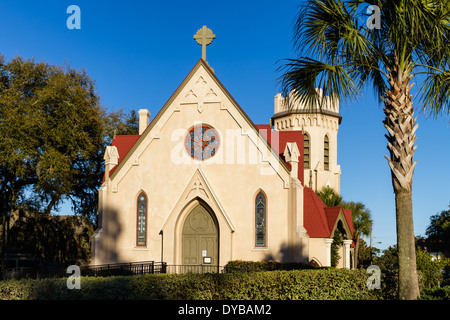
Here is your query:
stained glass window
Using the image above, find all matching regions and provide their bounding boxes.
[185,125,220,160]
[255,192,266,247]
[137,193,147,246]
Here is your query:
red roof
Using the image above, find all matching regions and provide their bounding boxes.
[255,125,304,184]
[303,187,354,238]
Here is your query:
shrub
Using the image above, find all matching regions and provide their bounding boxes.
[416,249,450,289]
[0,278,36,300]
[0,268,382,300]
[420,285,450,300]
[219,269,381,300]
[224,260,315,272]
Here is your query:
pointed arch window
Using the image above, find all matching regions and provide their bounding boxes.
[303,132,310,169]
[137,192,147,247]
[255,191,266,247]
[324,135,330,171]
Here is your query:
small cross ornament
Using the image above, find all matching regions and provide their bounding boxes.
[194,25,215,62]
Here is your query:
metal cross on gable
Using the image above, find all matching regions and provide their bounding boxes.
[194,25,215,62]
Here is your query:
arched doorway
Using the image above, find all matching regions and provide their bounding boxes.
[182,204,219,272]
[331,219,353,269]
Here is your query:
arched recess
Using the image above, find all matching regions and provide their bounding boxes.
[331,218,352,241]
[309,257,322,267]
[330,213,353,268]
[174,198,220,269]
[161,169,234,266]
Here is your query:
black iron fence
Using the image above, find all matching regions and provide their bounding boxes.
[81,262,228,276]
[1,261,253,280]
[80,261,167,277]
[0,261,167,280]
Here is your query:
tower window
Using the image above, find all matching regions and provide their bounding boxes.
[304,133,310,169]
[324,135,330,171]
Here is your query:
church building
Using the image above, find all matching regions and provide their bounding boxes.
[92,27,354,269]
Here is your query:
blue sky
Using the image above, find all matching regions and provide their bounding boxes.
[1,0,449,252]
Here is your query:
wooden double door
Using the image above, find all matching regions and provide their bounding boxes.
[182,204,218,272]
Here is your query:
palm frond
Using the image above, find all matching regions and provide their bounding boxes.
[414,2,450,69]
[278,57,359,110]
[282,0,390,107]
[281,0,450,117]
[419,68,450,116]
[295,0,373,63]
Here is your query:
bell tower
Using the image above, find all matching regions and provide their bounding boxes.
[271,90,342,194]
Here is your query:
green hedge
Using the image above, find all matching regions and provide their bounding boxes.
[420,285,450,300]
[224,260,315,272]
[218,269,381,300]
[0,268,382,300]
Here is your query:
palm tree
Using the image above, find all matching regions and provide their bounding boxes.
[279,0,450,299]
[316,187,373,268]
[343,201,372,268]
[317,186,343,207]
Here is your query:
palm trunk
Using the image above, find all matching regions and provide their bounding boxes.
[383,58,420,300]
[394,188,419,299]
[354,236,360,268]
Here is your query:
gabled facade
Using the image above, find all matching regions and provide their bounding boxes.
[92,59,353,269]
